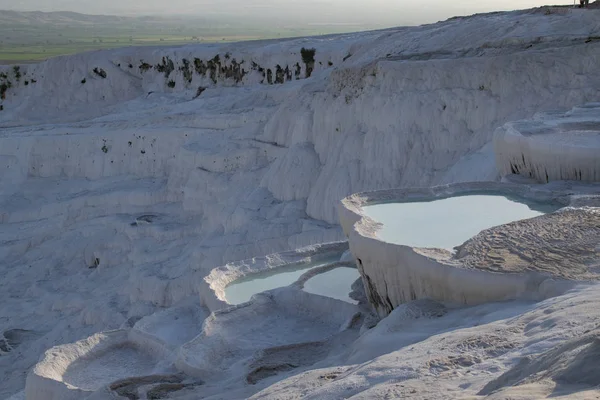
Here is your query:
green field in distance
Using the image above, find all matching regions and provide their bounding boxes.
[0,11,376,64]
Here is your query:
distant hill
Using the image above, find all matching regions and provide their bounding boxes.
[0,10,123,24]
[0,10,374,64]
[0,10,213,26]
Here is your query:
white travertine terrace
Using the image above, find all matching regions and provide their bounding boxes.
[25,330,157,400]
[176,287,361,381]
[494,103,600,183]
[23,247,362,400]
[339,181,600,316]
[4,6,600,400]
[203,241,348,309]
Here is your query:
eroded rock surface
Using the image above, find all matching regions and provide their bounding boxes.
[456,208,600,280]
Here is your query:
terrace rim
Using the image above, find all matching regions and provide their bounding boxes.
[338,180,600,317]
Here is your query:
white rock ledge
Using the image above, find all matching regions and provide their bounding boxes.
[338,181,600,317]
[494,103,600,183]
[25,329,160,400]
[130,302,209,360]
[175,287,360,381]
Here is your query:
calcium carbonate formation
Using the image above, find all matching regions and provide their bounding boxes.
[339,182,600,317]
[2,6,600,400]
[494,104,600,183]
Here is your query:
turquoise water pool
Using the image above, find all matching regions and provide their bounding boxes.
[362,194,557,251]
[303,267,360,304]
[224,256,341,305]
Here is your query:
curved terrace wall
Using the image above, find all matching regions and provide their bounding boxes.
[338,181,600,317]
[202,241,348,310]
[494,103,600,183]
[25,330,131,400]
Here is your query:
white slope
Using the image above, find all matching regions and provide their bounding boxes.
[250,284,600,400]
[0,5,600,399]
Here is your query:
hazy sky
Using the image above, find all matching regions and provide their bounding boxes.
[0,0,572,26]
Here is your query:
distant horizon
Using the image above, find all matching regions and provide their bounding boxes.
[0,1,573,26]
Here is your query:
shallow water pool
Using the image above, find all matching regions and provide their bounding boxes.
[303,267,360,304]
[224,256,341,305]
[363,194,557,251]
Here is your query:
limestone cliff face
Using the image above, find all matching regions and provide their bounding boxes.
[261,43,600,224]
[0,9,599,272]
